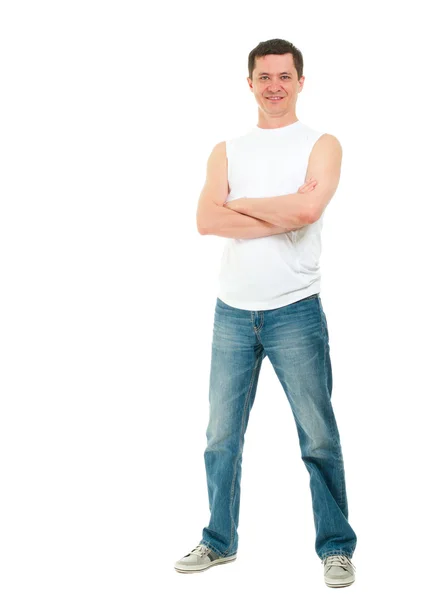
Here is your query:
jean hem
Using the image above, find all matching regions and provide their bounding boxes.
[319,548,355,561]
[200,539,237,558]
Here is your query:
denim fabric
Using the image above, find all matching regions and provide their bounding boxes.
[199,293,357,561]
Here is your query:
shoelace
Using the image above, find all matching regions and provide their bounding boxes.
[323,555,356,571]
[190,544,210,557]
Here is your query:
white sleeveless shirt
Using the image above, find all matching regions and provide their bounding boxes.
[217,120,326,310]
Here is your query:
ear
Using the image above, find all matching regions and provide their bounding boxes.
[304,134,342,222]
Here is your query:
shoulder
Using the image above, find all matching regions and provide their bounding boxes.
[308,133,342,165]
[314,133,342,151]
[207,141,227,163]
[306,133,343,176]
[212,140,227,153]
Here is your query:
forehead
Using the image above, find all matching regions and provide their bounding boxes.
[254,53,295,75]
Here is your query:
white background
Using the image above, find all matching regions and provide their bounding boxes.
[1,1,426,598]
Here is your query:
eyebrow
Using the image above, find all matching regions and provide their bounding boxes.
[258,71,292,76]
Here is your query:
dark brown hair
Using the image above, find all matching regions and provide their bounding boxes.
[248,38,304,81]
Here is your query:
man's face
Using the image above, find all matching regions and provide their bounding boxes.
[247,53,304,117]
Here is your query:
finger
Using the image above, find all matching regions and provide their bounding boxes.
[300,179,317,191]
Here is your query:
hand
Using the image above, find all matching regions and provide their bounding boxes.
[298,177,317,193]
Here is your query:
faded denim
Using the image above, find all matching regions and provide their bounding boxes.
[199,293,357,561]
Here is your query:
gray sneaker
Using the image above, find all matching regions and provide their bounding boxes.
[174,543,237,573]
[323,555,356,587]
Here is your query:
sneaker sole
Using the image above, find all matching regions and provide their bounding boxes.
[174,554,237,573]
[325,577,355,587]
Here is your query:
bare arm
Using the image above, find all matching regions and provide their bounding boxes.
[197,141,302,239]
[226,134,342,228]
[226,191,313,229]
[203,203,298,239]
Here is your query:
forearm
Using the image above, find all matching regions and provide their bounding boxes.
[226,193,311,229]
[201,203,294,239]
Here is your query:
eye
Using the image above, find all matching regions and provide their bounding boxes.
[260,75,290,80]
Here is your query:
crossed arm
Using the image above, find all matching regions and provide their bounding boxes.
[201,180,318,239]
[224,192,313,230]
[221,133,342,233]
[200,185,317,239]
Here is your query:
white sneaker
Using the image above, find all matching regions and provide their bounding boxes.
[323,555,356,587]
[174,543,237,573]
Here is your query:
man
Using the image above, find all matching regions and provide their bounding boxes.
[174,38,357,588]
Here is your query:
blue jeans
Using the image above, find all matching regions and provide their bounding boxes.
[199,293,357,561]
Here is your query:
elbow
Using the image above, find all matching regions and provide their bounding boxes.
[197,215,214,235]
[197,220,209,235]
[302,208,318,225]
[196,209,209,234]
[196,214,205,234]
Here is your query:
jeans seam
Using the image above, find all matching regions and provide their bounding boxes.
[226,353,260,556]
[319,301,345,507]
[200,539,229,558]
[320,548,355,560]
